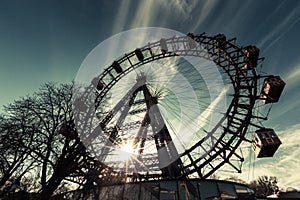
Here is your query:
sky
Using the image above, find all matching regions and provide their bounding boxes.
[0,0,300,189]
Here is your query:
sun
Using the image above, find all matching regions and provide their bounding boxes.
[116,142,135,161]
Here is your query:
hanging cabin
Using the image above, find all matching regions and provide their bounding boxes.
[252,128,282,158]
[260,76,286,104]
[134,48,144,62]
[91,77,104,91]
[244,46,259,69]
[215,34,227,51]
[160,38,168,54]
[186,33,197,50]
[112,61,123,73]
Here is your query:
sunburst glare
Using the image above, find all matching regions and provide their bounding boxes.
[116,142,135,161]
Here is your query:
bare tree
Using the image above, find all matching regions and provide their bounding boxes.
[0,82,123,199]
[0,83,100,199]
[0,113,37,196]
[249,175,279,197]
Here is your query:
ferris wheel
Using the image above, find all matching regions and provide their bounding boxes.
[72,31,285,182]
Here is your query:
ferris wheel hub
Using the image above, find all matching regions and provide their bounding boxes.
[72,29,286,182]
[136,72,147,84]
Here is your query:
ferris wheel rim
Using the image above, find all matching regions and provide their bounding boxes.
[76,33,262,179]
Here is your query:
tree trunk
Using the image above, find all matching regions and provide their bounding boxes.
[41,139,53,188]
[38,174,64,200]
[38,148,80,199]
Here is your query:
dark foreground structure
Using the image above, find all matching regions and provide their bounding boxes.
[5,179,300,200]
[51,179,255,200]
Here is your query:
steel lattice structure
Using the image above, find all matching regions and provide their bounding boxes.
[73,32,284,182]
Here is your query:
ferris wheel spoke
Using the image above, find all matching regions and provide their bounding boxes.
[73,32,285,181]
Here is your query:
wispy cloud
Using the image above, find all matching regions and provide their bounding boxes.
[208,0,253,34]
[267,64,300,119]
[197,86,228,122]
[257,0,287,30]
[286,65,300,86]
[130,1,156,28]
[166,0,198,19]
[111,0,131,34]
[258,7,300,50]
[129,0,199,29]
[192,0,218,32]
[234,124,300,189]
[265,125,300,188]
